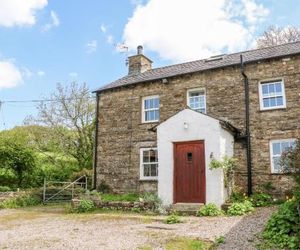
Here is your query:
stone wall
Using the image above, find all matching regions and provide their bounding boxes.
[96,55,300,196]
[72,199,156,211]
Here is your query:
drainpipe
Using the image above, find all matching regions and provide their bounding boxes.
[240,54,253,196]
[93,93,100,190]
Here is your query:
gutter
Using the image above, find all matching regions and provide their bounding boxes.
[93,93,100,190]
[240,54,253,196]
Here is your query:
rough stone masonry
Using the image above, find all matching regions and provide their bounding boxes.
[96,48,300,197]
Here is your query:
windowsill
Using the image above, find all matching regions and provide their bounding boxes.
[270,172,292,175]
[259,107,286,112]
[139,121,159,125]
[139,178,158,182]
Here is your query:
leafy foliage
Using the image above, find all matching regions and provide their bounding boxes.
[229,191,274,207]
[196,203,223,217]
[249,193,273,207]
[74,199,95,213]
[164,214,182,224]
[228,191,246,203]
[262,139,300,249]
[262,199,300,249]
[33,82,95,169]
[0,125,83,188]
[209,156,237,197]
[141,193,165,213]
[0,192,41,209]
[227,201,254,216]
[281,139,300,187]
[0,140,36,187]
[0,186,12,192]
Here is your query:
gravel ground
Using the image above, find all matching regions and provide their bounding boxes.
[0,206,276,250]
[218,206,277,250]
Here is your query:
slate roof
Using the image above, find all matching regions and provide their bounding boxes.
[95,41,300,93]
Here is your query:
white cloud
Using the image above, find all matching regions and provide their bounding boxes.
[42,10,60,32]
[86,40,98,53]
[0,0,47,27]
[0,60,23,89]
[130,0,145,6]
[241,0,269,24]
[100,23,107,33]
[69,72,78,78]
[37,70,45,76]
[23,67,33,78]
[100,23,115,45]
[123,0,269,62]
[107,35,114,45]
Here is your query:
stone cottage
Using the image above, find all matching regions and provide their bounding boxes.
[93,42,300,206]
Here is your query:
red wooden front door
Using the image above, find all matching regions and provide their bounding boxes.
[174,141,206,203]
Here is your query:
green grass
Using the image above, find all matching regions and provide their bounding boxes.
[165,237,212,250]
[101,193,139,202]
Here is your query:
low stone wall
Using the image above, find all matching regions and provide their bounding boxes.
[72,199,155,211]
[0,191,23,202]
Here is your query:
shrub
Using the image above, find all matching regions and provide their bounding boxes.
[74,199,95,213]
[258,181,276,193]
[227,200,254,216]
[229,191,246,203]
[164,214,182,224]
[261,139,300,249]
[196,203,223,216]
[0,193,41,209]
[141,193,165,213]
[0,186,11,192]
[209,156,237,197]
[250,193,273,207]
[262,199,300,249]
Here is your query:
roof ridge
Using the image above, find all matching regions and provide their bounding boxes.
[149,41,300,72]
[95,41,300,92]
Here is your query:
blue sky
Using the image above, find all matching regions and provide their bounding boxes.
[0,0,299,129]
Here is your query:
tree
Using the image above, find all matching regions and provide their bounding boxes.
[0,140,36,187]
[282,140,300,191]
[32,82,95,169]
[256,26,300,49]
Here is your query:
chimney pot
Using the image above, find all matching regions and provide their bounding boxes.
[127,45,152,75]
[137,45,143,55]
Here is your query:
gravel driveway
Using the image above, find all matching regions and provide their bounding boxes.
[0,206,276,250]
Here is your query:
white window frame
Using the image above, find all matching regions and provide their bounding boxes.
[141,95,160,123]
[187,88,206,114]
[259,78,286,111]
[269,138,296,174]
[139,147,158,180]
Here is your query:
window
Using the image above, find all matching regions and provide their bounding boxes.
[142,96,159,123]
[140,148,158,180]
[259,79,286,110]
[270,139,296,173]
[187,88,206,113]
[187,152,193,162]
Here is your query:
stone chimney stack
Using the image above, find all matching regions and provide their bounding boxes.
[128,45,152,75]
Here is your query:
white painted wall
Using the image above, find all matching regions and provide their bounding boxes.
[157,109,234,207]
[220,127,235,202]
